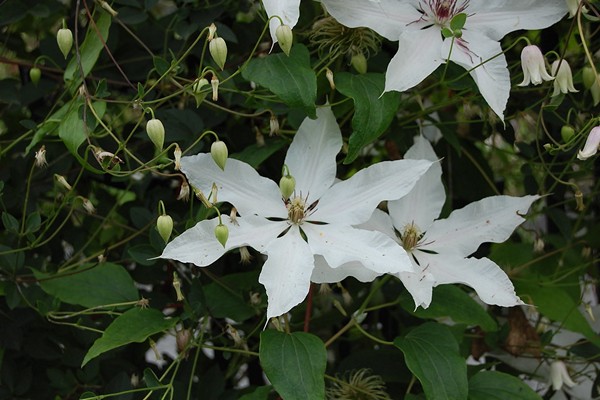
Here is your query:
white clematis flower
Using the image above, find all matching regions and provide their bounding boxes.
[383,135,539,309]
[577,126,600,160]
[518,45,554,86]
[161,108,433,320]
[550,360,577,391]
[320,0,568,120]
[551,59,578,97]
[262,0,300,46]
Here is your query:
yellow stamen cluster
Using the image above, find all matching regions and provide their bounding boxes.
[287,196,306,224]
[401,222,422,251]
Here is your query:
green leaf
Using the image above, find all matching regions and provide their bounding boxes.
[24,211,41,234]
[153,56,170,76]
[400,285,498,332]
[394,322,468,400]
[242,44,317,118]
[239,386,272,400]
[203,282,256,321]
[82,308,177,366]
[259,330,326,400]
[64,12,112,89]
[1,211,19,232]
[58,100,86,155]
[35,263,138,308]
[450,13,467,31]
[335,72,401,163]
[468,371,541,400]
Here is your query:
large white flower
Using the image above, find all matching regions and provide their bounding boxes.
[161,108,433,319]
[262,0,300,46]
[320,0,568,120]
[385,135,539,308]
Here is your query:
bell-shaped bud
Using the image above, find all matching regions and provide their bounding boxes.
[577,126,600,160]
[57,27,73,59]
[269,115,280,136]
[582,66,596,89]
[146,118,165,151]
[560,125,575,143]
[551,60,578,97]
[214,223,229,247]
[275,24,293,56]
[518,45,553,86]
[351,53,367,74]
[157,214,173,243]
[211,74,219,101]
[325,68,335,90]
[174,144,182,170]
[279,174,296,200]
[211,140,228,170]
[209,37,227,70]
[176,328,192,353]
[192,78,209,94]
[29,67,41,85]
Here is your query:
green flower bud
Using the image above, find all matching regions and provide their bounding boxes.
[582,66,596,90]
[209,37,227,70]
[351,53,367,74]
[452,28,462,38]
[561,125,575,143]
[279,174,296,200]
[214,223,229,247]
[275,24,293,56]
[192,78,209,94]
[146,118,165,151]
[211,140,228,170]
[29,67,41,85]
[57,27,73,59]
[157,214,173,243]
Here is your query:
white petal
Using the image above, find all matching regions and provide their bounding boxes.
[467,0,568,41]
[359,208,398,240]
[398,268,436,309]
[181,154,285,218]
[320,0,422,41]
[388,136,444,232]
[312,159,433,225]
[418,253,523,307]
[284,107,342,200]
[444,32,509,120]
[160,215,286,266]
[385,28,444,93]
[425,195,540,257]
[262,0,300,44]
[258,226,314,319]
[311,256,381,284]
[304,224,413,274]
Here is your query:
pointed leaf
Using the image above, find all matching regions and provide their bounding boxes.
[335,72,401,163]
[259,330,326,400]
[241,44,316,118]
[394,322,468,400]
[468,371,541,400]
[82,308,177,366]
[58,100,86,155]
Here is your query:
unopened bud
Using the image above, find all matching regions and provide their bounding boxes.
[279,174,296,200]
[172,272,184,301]
[57,27,73,59]
[149,339,162,361]
[157,214,174,243]
[211,75,219,101]
[174,144,182,170]
[146,118,165,151]
[275,24,293,56]
[269,115,280,136]
[214,223,229,247]
[351,53,367,74]
[452,28,462,38]
[211,140,228,170]
[82,198,96,214]
[256,128,265,147]
[176,328,192,353]
[35,145,47,168]
[192,78,209,94]
[325,68,335,90]
[29,67,41,85]
[208,23,217,41]
[575,190,584,211]
[99,0,118,16]
[55,174,72,190]
[226,324,247,349]
[561,125,575,143]
[177,181,190,201]
[209,37,227,70]
[582,66,596,89]
[239,246,252,264]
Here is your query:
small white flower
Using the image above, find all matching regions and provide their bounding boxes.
[577,126,600,160]
[519,45,554,86]
[551,59,578,96]
[35,145,48,168]
[550,360,577,390]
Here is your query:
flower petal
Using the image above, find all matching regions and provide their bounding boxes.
[398,268,436,309]
[384,28,444,93]
[312,159,432,225]
[388,136,445,232]
[359,209,398,240]
[160,215,286,266]
[444,32,509,120]
[425,195,540,257]
[304,224,413,274]
[262,0,300,44]
[284,107,342,200]
[320,0,421,41]
[181,154,285,218]
[258,225,314,319]
[311,256,381,284]
[466,1,568,41]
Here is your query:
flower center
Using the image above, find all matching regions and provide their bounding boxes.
[400,222,422,252]
[418,0,469,26]
[287,196,306,224]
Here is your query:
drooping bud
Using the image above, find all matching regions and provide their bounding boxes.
[211,140,228,170]
[575,190,584,211]
[55,174,72,190]
[560,125,575,143]
[207,23,217,41]
[177,181,190,201]
[275,24,293,56]
[551,60,578,97]
[269,115,280,136]
[214,223,229,247]
[518,45,553,86]
[256,128,265,147]
[35,145,47,168]
[56,27,73,59]
[350,53,367,74]
[211,74,219,101]
[172,272,184,301]
[29,67,41,85]
[577,126,600,160]
[176,328,192,353]
[279,174,296,200]
[82,198,96,214]
[99,0,118,16]
[239,246,252,264]
[146,118,165,151]
[209,37,227,70]
[582,66,596,89]
[157,214,174,243]
[325,68,335,90]
[173,144,182,170]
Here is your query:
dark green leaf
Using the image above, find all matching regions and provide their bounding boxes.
[143,368,163,389]
[242,45,317,118]
[468,371,541,400]
[24,212,41,234]
[2,211,19,232]
[335,72,401,163]
[259,330,326,400]
[203,281,256,321]
[58,100,86,155]
[239,386,272,400]
[128,244,159,266]
[82,308,177,366]
[36,263,139,308]
[451,13,467,30]
[153,56,170,76]
[394,322,468,400]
